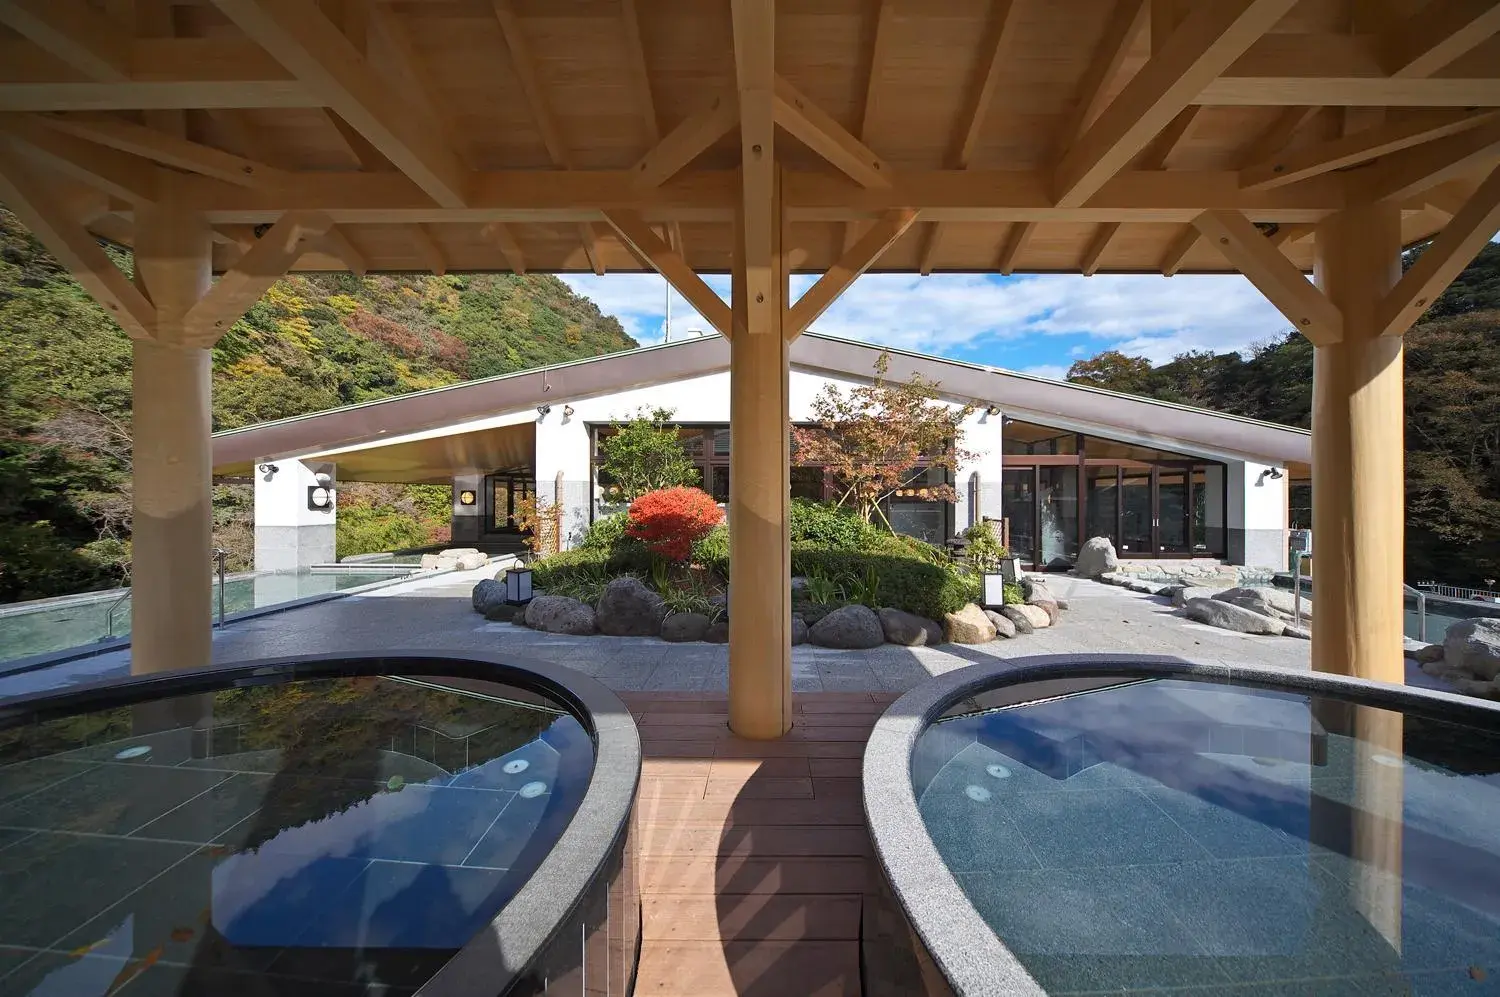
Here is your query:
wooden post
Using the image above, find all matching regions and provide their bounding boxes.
[131,201,215,674]
[728,167,792,739]
[1311,202,1404,683]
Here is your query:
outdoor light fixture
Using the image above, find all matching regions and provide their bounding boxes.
[536,404,552,418]
[504,565,534,605]
[981,572,1007,609]
[307,472,335,512]
[459,489,477,506]
[1258,467,1286,483]
[563,404,575,418]
[257,463,280,479]
[985,405,1001,416]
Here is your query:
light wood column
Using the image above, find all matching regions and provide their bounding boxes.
[728,168,792,739]
[1311,202,1404,683]
[131,202,215,674]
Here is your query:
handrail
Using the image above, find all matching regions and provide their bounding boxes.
[104,548,230,640]
[1403,583,1427,643]
[214,548,228,627]
[104,588,132,639]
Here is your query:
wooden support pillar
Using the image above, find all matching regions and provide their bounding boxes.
[728,167,792,739]
[1311,202,1404,684]
[131,202,215,674]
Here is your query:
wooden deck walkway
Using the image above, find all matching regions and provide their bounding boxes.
[621,691,898,997]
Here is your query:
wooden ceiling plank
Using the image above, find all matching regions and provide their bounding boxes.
[620,0,658,141]
[1241,110,1496,190]
[844,0,897,253]
[1193,209,1342,344]
[1351,115,1500,202]
[1159,222,1201,275]
[184,209,332,343]
[1057,0,1148,156]
[0,0,130,82]
[788,209,917,339]
[1383,0,1500,79]
[772,74,891,189]
[490,0,571,169]
[605,210,731,338]
[631,91,738,188]
[733,0,775,334]
[0,114,159,203]
[1055,0,1298,207]
[411,222,446,276]
[1375,164,1500,338]
[1198,75,1500,106]
[0,139,156,337]
[1080,222,1120,276]
[481,222,526,274]
[1420,177,1481,215]
[36,112,284,187]
[996,222,1034,275]
[320,224,367,275]
[212,0,468,207]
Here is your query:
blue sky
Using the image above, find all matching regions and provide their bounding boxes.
[559,271,1294,379]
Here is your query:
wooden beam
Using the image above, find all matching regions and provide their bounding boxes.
[631,91,738,188]
[1240,110,1496,190]
[733,0,776,336]
[1193,209,1343,344]
[482,221,526,274]
[1055,0,1297,207]
[578,222,605,275]
[0,139,156,338]
[35,112,284,187]
[1375,164,1500,338]
[490,0,570,168]
[787,209,917,339]
[411,222,446,276]
[1197,74,1500,107]
[0,0,130,81]
[211,0,468,207]
[0,113,159,203]
[321,224,367,275]
[843,0,897,253]
[1056,0,1148,156]
[996,222,1034,275]
[1350,115,1500,203]
[772,74,891,189]
[620,0,658,141]
[1242,106,1325,163]
[183,210,332,344]
[1266,221,1314,248]
[1383,0,1500,79]
[1159,223,1201,274]
[1080,223,1119,276]
[605,210,731,338]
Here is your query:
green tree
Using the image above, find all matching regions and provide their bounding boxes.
[596,408,700,501]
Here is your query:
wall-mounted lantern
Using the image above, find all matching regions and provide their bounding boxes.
[307,471,335,512]
[458,489,477,506]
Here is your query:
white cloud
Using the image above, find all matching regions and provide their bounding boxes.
[559,273,727,346]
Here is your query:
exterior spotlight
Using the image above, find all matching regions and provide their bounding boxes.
[1269,467,1284,479]
[459,489,477,506]
[985,405,1001,416]
[257,463,279,480]
[563,404,575,417]
[537,404,552,417]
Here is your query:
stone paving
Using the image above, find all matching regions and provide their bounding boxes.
[2,568,1343,699]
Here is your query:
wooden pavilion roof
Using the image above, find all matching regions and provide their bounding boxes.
[0,0,1497,282]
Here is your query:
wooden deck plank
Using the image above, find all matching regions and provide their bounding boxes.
[639,856,871,895]
[640,824,870,858]
[643,895,862,941]
[634,796,865,827]
[635,941,860,996]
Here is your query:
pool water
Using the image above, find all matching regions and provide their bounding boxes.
[914,677,1500,995]
[0,673,593,995]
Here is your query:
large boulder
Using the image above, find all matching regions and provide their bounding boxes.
[595,576,668,636]
[454,551,489,571]
[1444,619,1500,681]
[809,605,885,649]
[791,615,809,646]
[1184,598,1285,636]
[1214,586,1308,621]
[472,578,508,615]
[440,548,480,558]
[483,603,519,623]
[1415,642,1447,664]
[1026,595,1061,625]
[705,620,730,643]
[661,612,711,643]
[1005,604,1051,630]
[419,553,443,570]
[945,603,997,644]
[1170,585,1227,609]
[984,610,1017,639]
[998,605,1034,635]
[524,595,597,635]
[1074,536,1119,579]
[878,607,944,646]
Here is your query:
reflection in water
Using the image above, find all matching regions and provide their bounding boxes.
[0,675,594,995]
[914,677,1500,994]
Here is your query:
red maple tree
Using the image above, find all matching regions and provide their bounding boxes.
[626,487,724,562]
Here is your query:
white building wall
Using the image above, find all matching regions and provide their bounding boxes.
[253,458,336,571]
[1227,460,1289,571]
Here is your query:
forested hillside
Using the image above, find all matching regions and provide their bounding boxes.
[1066,242,1500,587]
[0,207,634,601]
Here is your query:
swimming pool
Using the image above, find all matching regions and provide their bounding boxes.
[0,651,641,996]
[864,656,1500,996]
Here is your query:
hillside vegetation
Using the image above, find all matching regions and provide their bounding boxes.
[0,207,634,601]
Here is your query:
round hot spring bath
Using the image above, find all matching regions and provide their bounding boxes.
[864,656,1500,997]
[0,652,641,997]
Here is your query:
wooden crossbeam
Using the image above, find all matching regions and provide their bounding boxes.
[842,0,898,253]
[1080,223,1119,276]
[183,210,332,344]
[1240,110,1495,190]
[1197,75,1500,107]
[1193,210,1342,344]
[1266,222,1314,248]
[1055,0,1297,207]
[1056,0,1148,156]
[996,222,1034,275]
[321,225,367,275]
[733,0,776,336]
[631,92,738,188]
[787,209,917,340]
[1159,224,1201,275]
[410,222,446,276]
[1082,105,1199,275]
[1350,115,1500,202]
[1383,0,1500,79]
[0,0,130,81]
[0,113,159,203]
[1375,164,1500,339]
[605,210,731,338]
[578,223,605,275]
[772,74,891,190]
[617,0,683,256]
[481,222,526,274]
[0,139,156,338]
[212,0,468,207]
[35,112,284,187]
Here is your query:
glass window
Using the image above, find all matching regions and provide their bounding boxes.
[1119,471,1152,555]
[1038,465,1078,567]
[1289,481,1312,530]
[1158,469,1190,554]
[1002,468,1036,565]
[711,466,730,502]
[1003,420,1077,455]
[791,466,824,500]
[1085,465,1119,547]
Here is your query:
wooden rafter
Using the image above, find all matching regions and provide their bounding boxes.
[996,222,1034,276]
[1056,0,1298,207]
[320,225,367,275]
[1056,0,1148,157]
[1382,0,1500,79]
[35,112,284,187]
[1351,115,1500,203]
[788,209,917,339]
[1193,210,1342,344]
[1266,222,1314,248]
[1240,110,1496,191]
[631,92,738,189]
[843,0,897,253]
[182,210,332,344]
[482,222,526,275]
[772,75,891,190]
[212,0,468,207]
[732,0,776,336]
[0,0,130,81]
[617,0,683,255]
[1082,106,1199,275]
[0,138,156,338]
[1375,164,1500,338]
[1159,224,1202,275]
[410,222,446,276]
[0,114,159,203]
[605,210,731,338]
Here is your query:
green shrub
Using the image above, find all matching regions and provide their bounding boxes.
[692,523,729,573]
[579,512,630,550]
[789,545,976,620]
[961,520,1007,574]
[788,499,878,550]
[1003,582,1025,605]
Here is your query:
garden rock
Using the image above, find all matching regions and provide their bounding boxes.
[419,553,443,570]
[1415,642,1447,664]
[454,551,488,571]
[795,602,834,625]
[791,615,808,646]
[661,612,711,643]
[790,576,808,593]
[1183,598,1285,636]
[484,604,518,623]
[1074,536,1119,578]
[1281,622,1311,640]
[1026,596,1060,626]
[998,605,1034,635]
[441,548,480,558]
[1214,586,1307,621]
[984,610,1017,639]
[945,603,997,644]
[878,608,943,647]
[809,605,885,649]
[471,578,508,615]
[705,621,730,643]
[1171,585,1226,609]
[595,576,667,636]
[1444,618,1500,681]
[1007,604,1051,629]
[524,595,597,635]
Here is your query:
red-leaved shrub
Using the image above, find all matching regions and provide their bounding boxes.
[626,487,723,562]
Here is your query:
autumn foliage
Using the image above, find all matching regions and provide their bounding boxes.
[626,487,724,562]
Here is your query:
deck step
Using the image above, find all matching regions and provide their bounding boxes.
[634,941,860,996]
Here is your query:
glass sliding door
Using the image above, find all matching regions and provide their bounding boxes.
[1001,468,1036,567]
[1037,465,1079,568]
[1085,465,1119,548]
[1119,471,1153,556]
[1157,469,1190,554]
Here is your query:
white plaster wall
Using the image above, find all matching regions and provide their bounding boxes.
[1227,460,1288,570]
[254,458,336,571]
[956,408,1005,531]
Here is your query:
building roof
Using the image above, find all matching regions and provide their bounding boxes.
[212,333,1311,481]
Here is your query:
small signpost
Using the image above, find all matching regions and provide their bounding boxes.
[1289,530,1312,625]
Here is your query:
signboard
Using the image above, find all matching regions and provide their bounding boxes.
[1289,529,1312,558]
